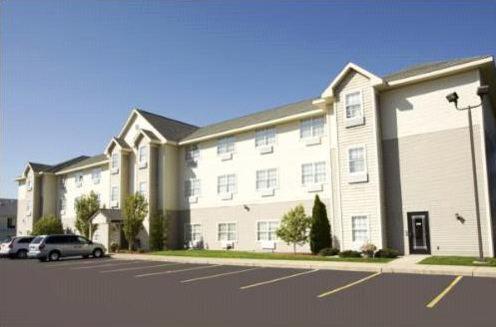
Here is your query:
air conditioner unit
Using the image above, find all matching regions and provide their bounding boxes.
[261,241,276,250]
[27,185,32,191]
[258,145,274,155]
[221,241,234,250]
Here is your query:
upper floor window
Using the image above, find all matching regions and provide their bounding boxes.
[217,136,235,155]
[301,162,326,186]
[345,91,364,126]
[75,174,83,187]
[26,201,32,213]
[59,197,66,211]
[111,186,119,202]
[185,178,201,197]
[348,146,366,174]
[138,182,147,197]
[256,168,278,190]
[217,174,236,194]
[92,169,101,184]
[111,153,119,169]
[26,178,32,190]
[185,144,200,162]
[257,221,279,241]
[300,117,324,139]
[138,146,147,164]
[255,127,276,147]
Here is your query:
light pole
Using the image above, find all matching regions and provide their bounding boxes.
[446,85,489,262]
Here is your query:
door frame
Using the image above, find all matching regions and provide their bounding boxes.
[407,211,431,254]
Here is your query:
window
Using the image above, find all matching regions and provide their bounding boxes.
[300,117,325,139]
[139,182,147,197]
[7,217,15,229]
[345,91,363,120]
[218,223,236,241]
[185,224,202,242]
[352,216,369,243]
[111,186,118,202]
[139,146,147,163]
[75,173,83,187]
[18,237,34,244]
[26,201,32,212]
[217,174,236,194]
[26,178,32,189]
[256,169,277,190]
[348,146,366,174]
[217,136,235,155]
[111,153,119,169]
[257,221,279,241]
[92,169,101,184]
[255,127,276,147]
[185,178,200,197]
[185,145,199,162]
[59,197,66,211]
[301,162,326,186]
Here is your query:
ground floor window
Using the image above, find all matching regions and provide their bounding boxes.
[185,224,202,242]
[218,223,236,241]
[257,221,279,241]
[352,215,369,243]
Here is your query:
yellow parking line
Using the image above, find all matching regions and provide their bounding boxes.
[135,265,222,278]
[71,261,140,270]
[181,267,260,283]
[426,276,463,309]
[317,272,382,298]
[240,269,319,290]
[100,263,182,273]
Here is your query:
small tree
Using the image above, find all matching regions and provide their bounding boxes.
[309,195,332,254]
[75,191,100,238]
[32,215,64,236]
[149,210,169,251]
[276,204,311,254]
[123,193,148,251]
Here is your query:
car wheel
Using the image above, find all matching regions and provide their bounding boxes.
[48,251,61,261]
[92,248,103,258]
[16,250,28,259]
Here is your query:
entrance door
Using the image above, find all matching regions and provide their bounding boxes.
[407,212,431,254]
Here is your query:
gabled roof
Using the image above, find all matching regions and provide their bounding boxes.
[321,63,383,98]
[104,137,132,156]
[179,98,318,143]
[136,109,198,142]
[133,129,161,147]
[383,55,493,82]
[90,209,123,223]
[23,156,89,176]
[56,154,108,175]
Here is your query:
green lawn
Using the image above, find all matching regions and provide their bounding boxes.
[419,256,496,267]
[150,250,394,263]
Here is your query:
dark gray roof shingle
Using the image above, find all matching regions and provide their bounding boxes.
[383,55,492,82]
[137,109,199,142]
[28,156,90,174]
[180,98,317,142]
[56,154,108,173]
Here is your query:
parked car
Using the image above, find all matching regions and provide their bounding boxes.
[28,234,106,262]
[0,236,35,259]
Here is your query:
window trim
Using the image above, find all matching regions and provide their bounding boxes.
[138,181,147,197]
[255,127,276,148]
[301,161,327,187]
[256,168,278,192]
[347,145,368,183]
[344,89,365,127]
[217,136,235,155]
[217,174,236,195]
[184,178,201,198]
[111,186,119,202]
[138,145,147,164]
[351,215,370,244]
[255,220,279,242]
[184,223,202,243]
[217,222,237,242]
[185,144,200,163]
[92,168,101,185]
[111,153,119,169]
[299,116,325,139]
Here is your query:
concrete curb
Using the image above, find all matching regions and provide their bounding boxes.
[110,253,496,278]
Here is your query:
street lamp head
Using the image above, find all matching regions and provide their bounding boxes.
[477,85,489,98]
[446,92,459,106]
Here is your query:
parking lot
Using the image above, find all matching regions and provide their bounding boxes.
[0,258,495,327]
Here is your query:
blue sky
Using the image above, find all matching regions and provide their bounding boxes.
[1,0,496,198]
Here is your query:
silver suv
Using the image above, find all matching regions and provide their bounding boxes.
[28,235,106,262]
[0,236,35,259]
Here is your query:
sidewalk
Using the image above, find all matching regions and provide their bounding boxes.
[110,253,496,278]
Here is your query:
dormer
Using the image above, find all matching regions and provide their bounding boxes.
[105,137,132,175]
[133,129,161,169]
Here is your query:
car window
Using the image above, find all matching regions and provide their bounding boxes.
[77,236,90,244]
[46,236,64,244]
[18,237,34,244]
[31,237,44,244]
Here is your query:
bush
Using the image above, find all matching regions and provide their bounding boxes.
[110,242,119,253]
[32,215,64,236]
[318,247,339,257]
[309,195,332,254]
[149,211,168,251]
[375,248,400,258]
[338,250,362,258]
[360,242,377,257]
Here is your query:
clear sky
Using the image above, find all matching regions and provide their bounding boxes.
[1,0,496,198]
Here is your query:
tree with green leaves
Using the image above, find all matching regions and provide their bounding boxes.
[32,215,64,236]
[276,204,311,254]
[309,195,332,254]
[74,191,100,238]
[149,210,169,251]
[123,193,148,251]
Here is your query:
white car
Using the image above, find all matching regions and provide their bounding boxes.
[0,236,35,259]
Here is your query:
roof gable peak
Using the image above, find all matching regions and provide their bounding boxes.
[321,62,383,98]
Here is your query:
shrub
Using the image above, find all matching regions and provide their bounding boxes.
[110,242,119,253]
[32,215,64,236]
[338,250,362,258]
[360,242,377,257]
[375,248,400,258]
[149,210,169,251]
[318,247,339,257]
[309,195,332,254]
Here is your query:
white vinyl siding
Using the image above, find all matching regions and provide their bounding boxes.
[300,117,324,138]
[256,169,277,190]
[257,221,279,241]
[352,216,369,243]
[217,174,236,194]
[218,223,236,241]
[185,178,201,197]
[217,136,235,155]
[301,162,326,186]
[255,127,276,147]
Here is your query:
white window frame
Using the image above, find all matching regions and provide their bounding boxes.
[138,146,147,164]
[344,89,364,127]
[347,145,368,183]
[26,178,32,190]
[185,144,200,163]
[75,173,83,187]
[92,169,101,185]
[301,162,326,186]
[111,186,119,202]
[185,178,201,197]
[217,174,236,195]
[217,136,235,155]
[111,153,119,172]
[351,215,370,244]
[255,127,276,147]
[256,168,278,191]
[300,116,325,139]
[256,220,279,241]
[217,222,237,241]
[138,182,147,197]
[184,223,202,243]
[59,197,66,212]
